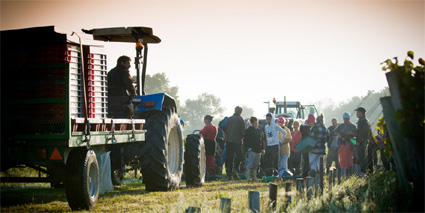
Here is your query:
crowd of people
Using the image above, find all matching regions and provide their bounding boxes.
[197,105,384,181]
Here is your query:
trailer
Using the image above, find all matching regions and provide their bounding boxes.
[1,26,184,210]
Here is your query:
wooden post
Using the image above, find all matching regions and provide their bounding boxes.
[354,164,359,175]
[248,191,260,213]
[314,173,320,196]
[306,177,314,200]
[285,182,292,206]
[329,170,333,189]
[332,169,336,186]
[337,168,341,184]
[296,178,304,193]
[186,206,201,213]
[380,97,410,191]
[220,198,231,213]
[269,183,278,210]
[320,157,324,195]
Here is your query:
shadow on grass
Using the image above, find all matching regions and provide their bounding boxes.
[0,179,150,209]
[0,187,67,207]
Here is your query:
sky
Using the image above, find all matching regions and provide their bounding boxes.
[1,0,424,118]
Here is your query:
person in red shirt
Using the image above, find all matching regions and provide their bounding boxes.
[200,115,218,175]
[288,120,302,176]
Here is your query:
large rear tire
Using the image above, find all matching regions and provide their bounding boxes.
[140,109,184,191]
[184,134,206,187]
[65,148,99,210]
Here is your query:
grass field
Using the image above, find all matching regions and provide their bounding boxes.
[0,168,413,212]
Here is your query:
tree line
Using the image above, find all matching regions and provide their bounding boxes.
[140,73,389,136]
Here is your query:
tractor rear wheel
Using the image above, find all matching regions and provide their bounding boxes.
[139,108,184,191]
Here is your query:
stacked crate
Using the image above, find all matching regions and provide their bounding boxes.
[2,27,110,136]
[69,45,84,119]
[2,41,82,134]
[83,46,108,118]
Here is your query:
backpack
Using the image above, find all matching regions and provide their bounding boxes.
[218,116,228,133]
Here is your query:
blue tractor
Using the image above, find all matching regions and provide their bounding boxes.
[84,27,184,192]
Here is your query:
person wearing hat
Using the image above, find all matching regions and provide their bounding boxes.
[333,112,357,169]
[299,113,315,177]
[277,116,292,177]
[355,107,376,174]
[200,115,218,176]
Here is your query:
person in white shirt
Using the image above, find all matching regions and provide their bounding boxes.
[263,113,287,176]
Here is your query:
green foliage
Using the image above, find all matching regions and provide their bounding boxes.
[376,117,392,158]
[287,171,413,212]
[180,93,225,135]
[240,105,255,120]
[380,51,424,153]
[143,72,180,108]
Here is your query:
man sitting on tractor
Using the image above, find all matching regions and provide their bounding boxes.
[107,55,137,118]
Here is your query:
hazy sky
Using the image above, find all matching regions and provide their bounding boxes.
[1,0,424,117]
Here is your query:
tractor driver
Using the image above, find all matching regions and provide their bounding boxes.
[107,55,137,118]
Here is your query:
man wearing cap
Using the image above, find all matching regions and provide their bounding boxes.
[333,113,357,169]
[277,116,292,177]
[355,107,375,174]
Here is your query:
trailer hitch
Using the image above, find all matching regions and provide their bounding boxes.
[83,120,91,149]
[130,119,136,142]
[110,119,117,144]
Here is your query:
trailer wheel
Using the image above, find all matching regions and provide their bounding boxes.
[65,148,99,210]
[184,134,206,187]
[140,108,184,191]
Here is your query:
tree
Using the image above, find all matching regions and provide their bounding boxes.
[132,73,180,109]
[240,105,255,120]
[179,93,225,135]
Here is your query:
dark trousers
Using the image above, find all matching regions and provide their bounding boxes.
[263,145,279,176]
[379,148,390,170]
[367,142,378,173]
[288,151,302,175]
[356,143,367,172]
[302,152,310,177]
[326,147,340,171]
[225,142,243,176]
